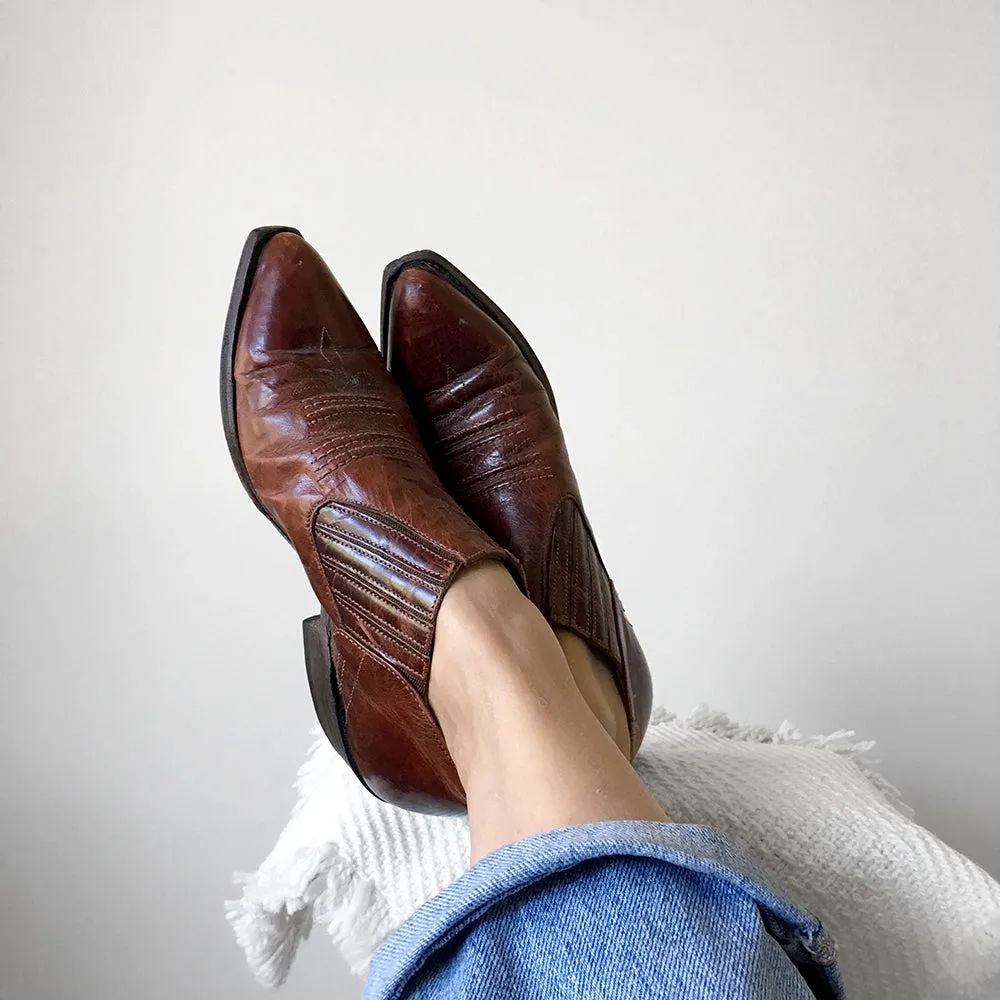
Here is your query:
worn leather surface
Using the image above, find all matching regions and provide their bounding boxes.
[233,233,518,811]
[387,266,652,756]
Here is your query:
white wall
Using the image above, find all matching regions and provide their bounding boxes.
[2,1,998,998]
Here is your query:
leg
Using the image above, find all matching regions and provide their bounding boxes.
[378,560,840,1000]
[555,629,632,758]
[431,561,669,863]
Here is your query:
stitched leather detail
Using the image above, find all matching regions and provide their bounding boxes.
[314,439,424,481]
[460,459,553,500]
[314,499,463,671]
[320,554,433,629]
[302,393,397,421]
[547,501,571,622]
[317,531,441,595]
[311,429,419,465]
[317,502,460,568]
[315,500,457,576]
[545,497,619,673]
[436,406,519,449]
[333,586,426,655]
[420,343,525,413]
[333,630,464,806]
[440,424,533,471]
[597,560,615,655]
[296,383,427,480]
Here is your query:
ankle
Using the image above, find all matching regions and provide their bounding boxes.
[429,561,577,764]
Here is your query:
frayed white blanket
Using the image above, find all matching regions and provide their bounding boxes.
[227,707,1000,998]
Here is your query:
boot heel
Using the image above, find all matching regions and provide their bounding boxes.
[302,613,364,784]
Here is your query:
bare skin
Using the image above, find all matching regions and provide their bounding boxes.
[556,629,631,758]
[430,561,670,863]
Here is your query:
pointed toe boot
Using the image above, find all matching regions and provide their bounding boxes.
[381,252,653,759]
[221,229,521,813]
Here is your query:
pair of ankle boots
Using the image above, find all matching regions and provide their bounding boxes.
[221,228,652,814]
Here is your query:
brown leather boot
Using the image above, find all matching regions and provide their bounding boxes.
[381,252,653,759]
[221,229,522,814]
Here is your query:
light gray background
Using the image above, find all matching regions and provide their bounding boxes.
[2,1,998,998]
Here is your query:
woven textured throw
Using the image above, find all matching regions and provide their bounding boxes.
[227,706,1000,999]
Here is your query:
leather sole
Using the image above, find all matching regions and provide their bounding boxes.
[380,249,559,417]
[220,226,370,798]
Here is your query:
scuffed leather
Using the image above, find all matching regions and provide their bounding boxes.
[387,266,653,757]
[234,233,517,811]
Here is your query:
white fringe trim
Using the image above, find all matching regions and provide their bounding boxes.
[650,705,912,817]
[226,706,910,987]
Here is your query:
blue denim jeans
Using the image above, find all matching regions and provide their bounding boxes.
[365,821,843,1000]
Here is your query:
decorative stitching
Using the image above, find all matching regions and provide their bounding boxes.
[318,532,440,591]
[336,633,449,755]
[462,456,555,497]
[611,583,628,693]
[459,451,547,490]
[313,434,420,460]
[462,468,554,502]
[568,502,579,630]
[315,445,420,475]
[312,431,418,467]
[436,409,518,451]
[311,426,412,450]
[558,500,574,617]
[302,499,345,628]
[438,406,517,442]
[422,353,524,411]
[319,554,432,625]
[305,404,398,425]
[599,562,614,653]
[302,393,392,411]
[315,442,420,467]
[546,517,564,618]
[314,521,445,582]
[335,587,431,661]
[338,643,364,715]
[314,444,422,479]
[320,503,458,565]
[303,394,389,407]
[442,424,531,464]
